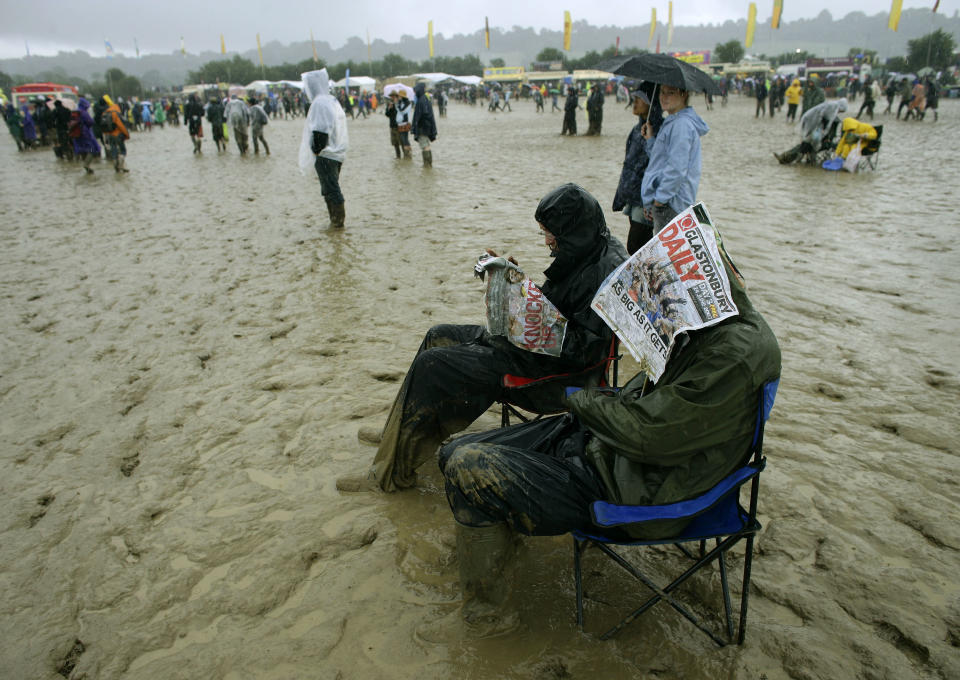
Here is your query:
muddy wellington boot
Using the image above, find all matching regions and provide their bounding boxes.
[422,150,433,167]
[416,523,520,643]
[331,203,346,229]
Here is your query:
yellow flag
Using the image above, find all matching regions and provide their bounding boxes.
[428,21,434,58]
[772,0,783,29]
[745,3,757,48]
[648,9,657,48]
[220,34,226,55]
[888,0,903,31]
[256,33,264,66]
[485,17,490,49]
[668,2,674,46]
[563,11,571,51]
[311,30,319,64]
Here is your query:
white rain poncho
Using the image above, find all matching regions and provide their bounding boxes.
[299,69,348,172]
[225,96,249,129]
[799,98,848,145]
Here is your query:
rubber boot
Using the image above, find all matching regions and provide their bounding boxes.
[422,149,432,167]
[119,156,129,173]
[262,138,270,155]
[403,146,412,159]
[416,523,519,643]
[394,144,401,159]
[331,202,346,229]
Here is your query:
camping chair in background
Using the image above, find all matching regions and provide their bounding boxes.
[571,379,779,644]
[499,338,620,427]
[857,125,883,171]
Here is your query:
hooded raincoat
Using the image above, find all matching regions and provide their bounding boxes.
[799,98,848,145]
[641,106,708,215]
[299,69,348,172]
[412,82,437,142]
[835,117,877,159]
[72,98,101,156]
[370,184,627,492]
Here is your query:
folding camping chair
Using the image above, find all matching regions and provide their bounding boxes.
[857,125,883,171]
[498,338,620,427]
[571,379,779,644]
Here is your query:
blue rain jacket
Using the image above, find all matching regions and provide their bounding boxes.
[641,107,708,214]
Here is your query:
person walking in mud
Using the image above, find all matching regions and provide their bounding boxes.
[412,82,437,167]
[299,68,348,229]
[248,97,270,155]
[207,96,226,152]
[585,83,604,136]
[415,238,781,642]
[184,94,204,154]
[384,91,401,159]
[225,94,250,155]
[336,184,627,494]
[100,95,130,173]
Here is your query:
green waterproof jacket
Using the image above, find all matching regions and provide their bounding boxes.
[568,258,781,538]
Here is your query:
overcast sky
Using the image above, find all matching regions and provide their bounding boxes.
[1,0,948,59]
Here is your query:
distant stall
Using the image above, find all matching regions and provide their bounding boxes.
[11,82,78,108]
[332,76,376,92]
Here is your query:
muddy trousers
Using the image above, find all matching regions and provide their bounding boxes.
[372,325,513,491]
[438,415,606,534]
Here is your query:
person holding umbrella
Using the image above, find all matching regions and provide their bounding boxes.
[640,85,709,230]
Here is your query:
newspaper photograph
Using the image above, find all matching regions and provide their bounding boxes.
[475,254,568,357]
[591,203,738,382]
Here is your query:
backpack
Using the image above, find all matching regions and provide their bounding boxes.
[68,111,83,138]
[100,110,116,133]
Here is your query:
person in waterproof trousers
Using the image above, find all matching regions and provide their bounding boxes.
[412,82,437,167]
[416,238,781,641]
[336,184,628,493]
[612,83,663,254]
[561,86,578,135]
[584,83,604,136]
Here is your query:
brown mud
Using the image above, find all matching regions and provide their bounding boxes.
[1,96,958,679]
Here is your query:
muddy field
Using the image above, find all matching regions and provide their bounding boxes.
[1,93,959,679]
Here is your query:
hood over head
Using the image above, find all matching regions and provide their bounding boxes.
[414,82,426,97]
[535,183,609,281]
[78,98,90,111]
[302,69,331,102]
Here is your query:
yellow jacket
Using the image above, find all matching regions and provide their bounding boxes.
[785,80,802,105]
[835,117,877,159]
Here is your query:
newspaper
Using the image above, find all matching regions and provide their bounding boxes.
[475,254,568,357]
[590,203,738,382]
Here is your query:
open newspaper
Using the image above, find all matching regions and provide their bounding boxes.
[591,203,738,382]
[475,254,567,357]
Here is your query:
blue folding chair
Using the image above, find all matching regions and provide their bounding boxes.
[572,379,779,644]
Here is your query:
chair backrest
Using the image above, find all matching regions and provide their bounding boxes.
[751,378,779,451]
[861,125,882,155]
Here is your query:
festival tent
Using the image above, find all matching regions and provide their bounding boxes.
[332,76,376,91]
[243,80,303,92]
[412,72,453,84]
[450,75,482,85]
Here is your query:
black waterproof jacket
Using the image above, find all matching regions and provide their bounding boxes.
[532,184,628,369]
[412,83,437,141]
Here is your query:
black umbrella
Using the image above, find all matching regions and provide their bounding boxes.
[597,53,721,96]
